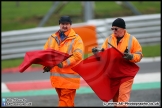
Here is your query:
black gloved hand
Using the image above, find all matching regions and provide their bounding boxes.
[123,52,133,60]
[43,66,51,73]
[92,47,104,55]
[92,47,100,54]
[57,62,63,68]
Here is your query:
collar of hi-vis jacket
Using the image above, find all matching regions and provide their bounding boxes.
[51,29,78,46]
[111,30,130,41]
[54,28,77,40]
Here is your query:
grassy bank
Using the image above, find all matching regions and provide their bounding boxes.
[2,1,160,31]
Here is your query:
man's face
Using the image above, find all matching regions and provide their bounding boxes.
[111,26,124,37]
[59,22,71,32]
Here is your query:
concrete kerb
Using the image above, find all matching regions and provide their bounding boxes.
[139,56,160,63]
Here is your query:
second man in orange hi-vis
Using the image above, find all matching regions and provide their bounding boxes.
[92,18,143,107]
[43,16,84,107]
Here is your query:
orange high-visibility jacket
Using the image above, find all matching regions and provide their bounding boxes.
[44,28,84,89]
[101,31,143,63]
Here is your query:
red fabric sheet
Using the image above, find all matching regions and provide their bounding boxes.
[72,47,139,102]
[19,49,71,73]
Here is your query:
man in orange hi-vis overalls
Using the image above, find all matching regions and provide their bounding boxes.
[92,18,143,107]
[43,16,84,107]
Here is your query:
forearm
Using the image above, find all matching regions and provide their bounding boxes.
[130,53,142,63]
[62,51,83,67]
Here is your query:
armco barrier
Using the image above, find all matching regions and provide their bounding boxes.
[87,13,160,47]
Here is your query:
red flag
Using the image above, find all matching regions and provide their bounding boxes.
[72,47,139,102]
[19,49,71,73]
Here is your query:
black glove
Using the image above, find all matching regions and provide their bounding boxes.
[92,47,104,55]
[123,52,133,60]
[43,66,51,73]
[57,62,63,68]
[92,47,100,54]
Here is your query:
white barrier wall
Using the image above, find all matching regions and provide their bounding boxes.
[2,14,160,60]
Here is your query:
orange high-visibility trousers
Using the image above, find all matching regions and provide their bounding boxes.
[113,79,134,107]
[55,88,76,107]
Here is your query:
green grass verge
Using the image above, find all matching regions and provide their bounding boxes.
[1,44,160,69]
[142,44,161,57]
[2,1,160,31]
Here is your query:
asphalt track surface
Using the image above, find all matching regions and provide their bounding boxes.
[2,60,161,107]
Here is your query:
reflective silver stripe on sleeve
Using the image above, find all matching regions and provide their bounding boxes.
[74,49,84,60]
[67,39,75,54]
[128,35,143,60]
[66,59,71,65]
[75,34,78,37]
[65,34,80,65]
[65,39,75,65]
[135,51,142,55]
[135,51,143,59]
[50,72,80,78]
[78,40,83,43]
[74,49,83,55]
[127,35,133,52]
